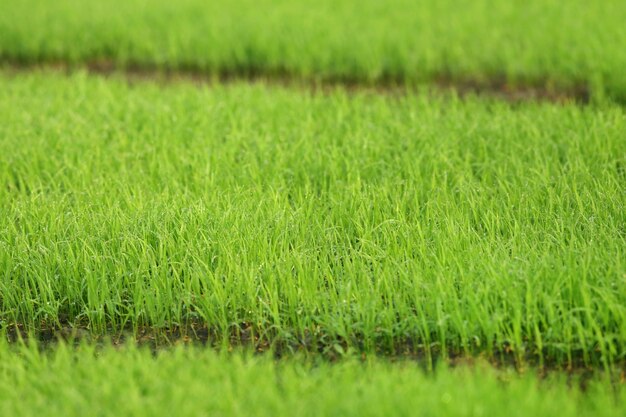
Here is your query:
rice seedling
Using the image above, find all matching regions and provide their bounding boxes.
[1,0,625,102]
[0,339,624,417]
[1,71,624,366]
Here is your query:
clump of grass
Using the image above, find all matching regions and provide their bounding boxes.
[0,72,625,366]
[0,0,625,102]
[0,338,624,417]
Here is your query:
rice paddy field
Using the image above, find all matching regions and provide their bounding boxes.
[2,0,626,102]
[1,1,625,416]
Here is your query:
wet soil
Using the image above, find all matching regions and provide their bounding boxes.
[0,59,596,105]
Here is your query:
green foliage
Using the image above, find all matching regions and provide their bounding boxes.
[0,340,624,417]
[1,0,625,101]
[1,72,624,365]
[1,2,625,410]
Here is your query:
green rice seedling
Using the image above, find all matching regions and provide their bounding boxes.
[0,71,625,366]
[0,0,625,102]
[0,339,624,417]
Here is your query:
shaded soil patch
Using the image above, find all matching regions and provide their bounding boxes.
[0,59,595,104]
[4,322,623,377]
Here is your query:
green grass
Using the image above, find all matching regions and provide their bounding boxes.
[2,1,625,411]
[0,339,624,417]
[1,0,626,102]
[1,71,625,366]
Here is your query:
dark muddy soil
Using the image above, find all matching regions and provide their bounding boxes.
[0,59,594,104]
